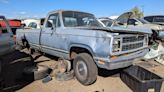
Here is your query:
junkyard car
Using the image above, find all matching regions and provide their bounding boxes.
[16,10,149,85]
[116,12,164,40]
[21,18,45,29]
[0,16,15,85]
[0,16,15,56]
[144,15,164,25]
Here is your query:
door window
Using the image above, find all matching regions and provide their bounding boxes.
[46,14,60,28]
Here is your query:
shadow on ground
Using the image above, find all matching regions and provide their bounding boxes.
[98,67,127,78]
[0,50,35,92]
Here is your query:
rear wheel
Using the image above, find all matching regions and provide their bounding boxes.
[73,53,97,85]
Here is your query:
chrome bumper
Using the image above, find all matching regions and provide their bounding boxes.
[94,48,149,70]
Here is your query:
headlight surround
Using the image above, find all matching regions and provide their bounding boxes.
[112,39,121,52]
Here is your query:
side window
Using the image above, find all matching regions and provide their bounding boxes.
[144,17,153,22]
[153,17,164,22]
[128,19,137,25]
[63,17,77,27]
[46,14,60,28]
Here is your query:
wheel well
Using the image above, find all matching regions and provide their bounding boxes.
[152,30,158,39]
[70,47,92,60]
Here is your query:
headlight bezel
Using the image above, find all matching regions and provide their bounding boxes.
[112,38,121,52]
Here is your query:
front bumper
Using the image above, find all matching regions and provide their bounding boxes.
[94,48,149,70]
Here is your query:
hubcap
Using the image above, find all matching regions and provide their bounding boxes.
[76,60,87,81]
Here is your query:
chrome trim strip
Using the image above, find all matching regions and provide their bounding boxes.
[41,45,69,54]
[29,42,69,54]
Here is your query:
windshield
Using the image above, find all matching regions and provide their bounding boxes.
[154,16,164,22]
[62,11,101,27]
[138,19,149,24]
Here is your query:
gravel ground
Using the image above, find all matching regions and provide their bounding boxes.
[18,49,131,92]
[1,49,164,92]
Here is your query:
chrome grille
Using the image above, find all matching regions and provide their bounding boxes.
[122,42,143,51]
[123,36,144,43]
[112,35,146,53]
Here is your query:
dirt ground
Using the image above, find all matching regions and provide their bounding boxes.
[1,49,164,92]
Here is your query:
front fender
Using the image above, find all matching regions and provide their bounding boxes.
[69,43,95,56]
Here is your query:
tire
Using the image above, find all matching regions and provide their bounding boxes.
[73,53,98,85]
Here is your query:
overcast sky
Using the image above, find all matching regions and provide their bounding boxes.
[0,0,164,19]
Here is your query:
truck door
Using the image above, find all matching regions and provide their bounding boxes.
[40,13,66,57]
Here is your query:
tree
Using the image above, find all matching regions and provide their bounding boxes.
[130,6,144,18]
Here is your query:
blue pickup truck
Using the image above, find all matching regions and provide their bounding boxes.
[16,10,149,85]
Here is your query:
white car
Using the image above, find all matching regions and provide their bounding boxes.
[98,17,151,35]
[21,18,45,29]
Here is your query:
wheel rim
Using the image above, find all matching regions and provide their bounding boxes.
[76,60,88,81]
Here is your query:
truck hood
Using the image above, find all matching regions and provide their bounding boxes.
[75,27,147,34]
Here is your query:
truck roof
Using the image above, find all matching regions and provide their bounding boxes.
[48,10,94,16]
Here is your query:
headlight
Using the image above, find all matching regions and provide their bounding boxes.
[113,40,119,44]
[113,40,120,52]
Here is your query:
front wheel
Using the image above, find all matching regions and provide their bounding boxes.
[73,53,98,85]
